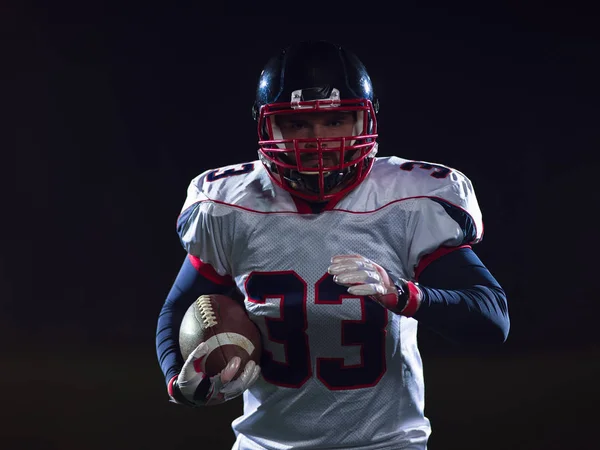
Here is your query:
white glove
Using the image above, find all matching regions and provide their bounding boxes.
[328,254,422,316]
[170,341,261,407]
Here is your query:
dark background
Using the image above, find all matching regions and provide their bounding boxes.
[4,3,600,449]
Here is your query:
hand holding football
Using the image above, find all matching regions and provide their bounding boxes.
[179,294,262,378]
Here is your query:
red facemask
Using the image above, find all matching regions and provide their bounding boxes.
[257,96,379,202]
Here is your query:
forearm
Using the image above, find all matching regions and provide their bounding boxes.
[156,303,187,386]
[415,284,509,345]
[155,255,234,385]
[413,247,510,346]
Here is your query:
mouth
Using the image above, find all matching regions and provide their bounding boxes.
[278,151,340,175]
[299,155,337,167]
[299,158,335,175]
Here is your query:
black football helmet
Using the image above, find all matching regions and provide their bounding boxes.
[252,40,379,202]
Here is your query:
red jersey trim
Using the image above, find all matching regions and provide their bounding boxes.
[188,255,235,286]
[414,244,472,281]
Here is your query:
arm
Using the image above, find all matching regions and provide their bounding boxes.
[156,254,234,388]
[414,246,510,346]
[165,176,261,406]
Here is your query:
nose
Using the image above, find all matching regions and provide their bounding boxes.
[304,141,326,149]
[303,125,328,148]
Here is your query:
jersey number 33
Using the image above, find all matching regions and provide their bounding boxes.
[246,270,388,391]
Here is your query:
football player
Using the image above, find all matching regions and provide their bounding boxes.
[156,40,510,449]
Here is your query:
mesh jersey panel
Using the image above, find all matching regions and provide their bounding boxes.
[228,203,429,449]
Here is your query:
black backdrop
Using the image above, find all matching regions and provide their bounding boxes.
[4,3,600,449]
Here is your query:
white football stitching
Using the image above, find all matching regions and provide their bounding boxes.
[196,295,218,328]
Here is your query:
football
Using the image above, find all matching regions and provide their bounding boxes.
[179,294,262,378]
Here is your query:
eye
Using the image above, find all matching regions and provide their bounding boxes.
[327,114,353,127]
[281,120,306,130]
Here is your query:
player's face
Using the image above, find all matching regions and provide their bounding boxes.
[275,111,357,169]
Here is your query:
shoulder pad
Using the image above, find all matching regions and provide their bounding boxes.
[181,160,271,211]
[368,157,483,242]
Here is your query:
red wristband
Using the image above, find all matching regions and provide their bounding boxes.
[400,282,421,317]
[167,375,178,398]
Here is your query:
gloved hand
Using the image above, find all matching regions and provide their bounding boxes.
[169,341,261,407]
[328,254,422,317]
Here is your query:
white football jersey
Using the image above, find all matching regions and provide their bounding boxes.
[178,156,483,450]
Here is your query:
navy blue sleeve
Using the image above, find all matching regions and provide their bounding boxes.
[414,247,510,346]
[155,256,235,386]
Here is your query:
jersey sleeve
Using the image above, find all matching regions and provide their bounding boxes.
[176,174,233,278]
[404,168,484,279]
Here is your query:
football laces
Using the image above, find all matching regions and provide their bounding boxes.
[196,295,218,328]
